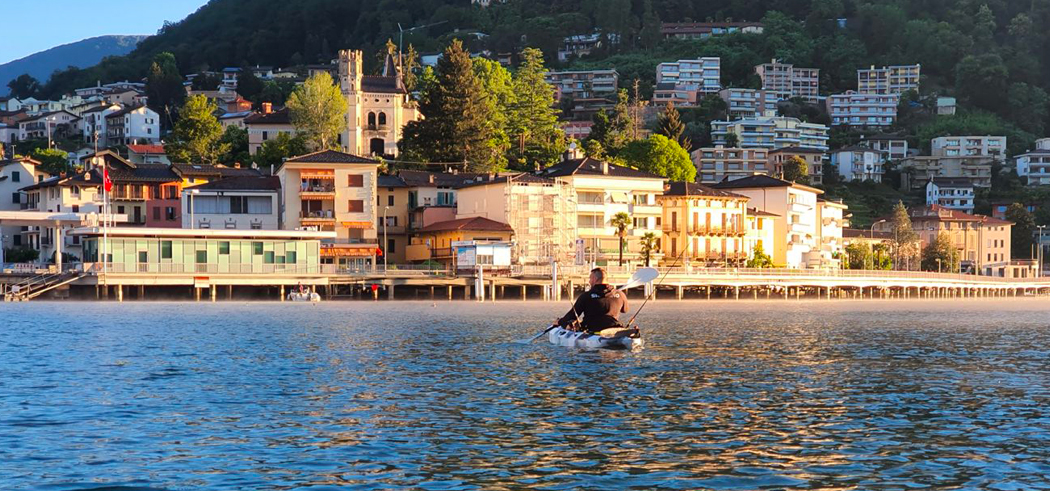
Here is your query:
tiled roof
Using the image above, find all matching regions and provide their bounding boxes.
[455,173,556,188]
[20,170,102,191]
[361,75,404,94]
[747,207,779,217]
[187,176,280,191]
[81,105,117,114]
[378,175,408,187]
[540,157,664,180]
[105,105,146,119]
[769,146,825,154]
[833,145,883,153]
[397,170,483,188]
[843,228,893,239]
[284,150,378,164]
[902,205,1012,225]
[127,144,166,154]
[100,163,180,183]
[416,216,514,234]
[928,177,973,187]
[172,163,261,178]
[662,181,748,199]
[712,174,798,189]
[244,108,291,125]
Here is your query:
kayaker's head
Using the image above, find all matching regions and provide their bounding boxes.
[589,267,607,288]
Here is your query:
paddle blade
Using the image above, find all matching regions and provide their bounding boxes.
[515,325,556,344]
[619,267,659,290]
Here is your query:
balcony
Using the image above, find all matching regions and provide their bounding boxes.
[299,184,336,199]
[378,224,407,234]
[300,210,335,223]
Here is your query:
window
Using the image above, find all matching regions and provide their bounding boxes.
[388,238,396,254]
[264,251,275,264]
[378,112,387,125]
[347,174,364,187]
[11,171,19,182]
[161,241,172,259]
[166,207,176,221]
[153,207,160,220]
[117,206,125,214]
[253,242,263,255]
[388,195,394,206]
[368,112,376,126]
[196,250,207,264]
[11,193,19,204]
[286,251,296,263]
[72,205,79,213]
[262,131,268,141]
[347,200,364,213]
[219,241,230,254]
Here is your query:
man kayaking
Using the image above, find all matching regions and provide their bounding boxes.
[555,267,635,337]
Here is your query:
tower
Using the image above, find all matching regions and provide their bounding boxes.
[338,49,364,155]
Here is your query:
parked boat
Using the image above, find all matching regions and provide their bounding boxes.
[287,291,321,302]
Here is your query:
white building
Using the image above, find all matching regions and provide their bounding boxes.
[653,58,720,105]
[754,59,820,103]
[16,169,104,261]
[719,88,780,119]
[692,146,770,183]
[183,176,280,230]
[817,199,848,268]
[105,105,161,145]
[1015,138,1050,186]
[711,116,829,152]
[826,91,898,127]
[925,177,975,214]
[1,158,51,249]
[19,110,80,141]
[557,32,608,62]
[862,135,909,161]
[829,146,885,182]
[79,104,121,147]
[931,135,1006,159]
[937,97,956,115]
[858,64,921,95]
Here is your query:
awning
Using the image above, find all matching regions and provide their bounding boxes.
[341,221,374,229]
[320,244,377,257]
[609,192,628,203]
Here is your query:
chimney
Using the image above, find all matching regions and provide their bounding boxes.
[601,161,609,175]
[234,162,241,169]
[261,102,272,114]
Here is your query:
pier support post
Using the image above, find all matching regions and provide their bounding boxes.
[117,285,123,302]
[138,285,145,299]
[211,286,217,302]
[448,285,453,301]
[796,287,800,300]
[521,285,526,301]
[490,281,496,302]
[784,287,788,300]
[430,286,435,300]
[388,284,395,300]
[228,284,233,300]
[734,286,740,300]
[677,285,683,300]
[279,284,285,302]
[707,286,711,300]
[464,285,471,300]
[754,288,758,300]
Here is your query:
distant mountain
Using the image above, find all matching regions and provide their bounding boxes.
[0,35,147,95]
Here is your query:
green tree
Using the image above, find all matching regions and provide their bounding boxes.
[218,125,250,166]
[611,211,632,266]
[889,201,920,270]
[192,72,221,91]
[1006,83,1050,135]
[7,74,40,99]
[286,71,347,151]
[258,80,288,106]
[146,52,185,129]
[639,0,662,50]
[781,155,809,183]
[254,132,308,171]
[656,102,690,151]
[956,54,1009,114]
[922,232,959,272]
[1005,203,1036,259]
[402,44,420,92]
[583,140,606,159]
[507,47,564,170]
[746,242,774,268]
[620,134,696,182]
[29,148,69,175]
[472,57,513,170]
[844,242,870,270]
[639,231,657,266]
[236,66,264,102]
[165,95,229,164]
[724,131,740,148]
[400,40,500,171]
[3,247,39,263]
[587,89,636,156]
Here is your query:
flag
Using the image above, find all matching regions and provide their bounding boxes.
[102,164,112,193]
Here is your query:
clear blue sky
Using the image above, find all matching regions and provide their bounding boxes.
[0,0,209,64]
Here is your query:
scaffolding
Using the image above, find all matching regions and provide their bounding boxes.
[504,175,577,266]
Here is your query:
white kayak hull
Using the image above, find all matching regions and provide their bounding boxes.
[547,327,642,351]
[287,292,321,302]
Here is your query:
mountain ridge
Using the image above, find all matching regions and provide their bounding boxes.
[1,35,147,95]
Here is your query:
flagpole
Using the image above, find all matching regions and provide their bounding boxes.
[95,131,108,285]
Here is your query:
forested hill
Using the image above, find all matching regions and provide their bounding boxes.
[0,35,145,94]
[32,0,1050,149]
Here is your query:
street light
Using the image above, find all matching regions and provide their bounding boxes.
[382,205,390,272]
[189,189,200,229]
[870,219,886,270]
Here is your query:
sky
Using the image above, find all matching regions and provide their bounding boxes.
[0,0,209,64]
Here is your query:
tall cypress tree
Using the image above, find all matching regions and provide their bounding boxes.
[656,102,690,152]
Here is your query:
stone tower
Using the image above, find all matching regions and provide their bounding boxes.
[338,49,363,155]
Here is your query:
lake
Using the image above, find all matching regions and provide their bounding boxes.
[2,299,1050,490]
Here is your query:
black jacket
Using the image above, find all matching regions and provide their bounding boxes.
[558,284,628,332]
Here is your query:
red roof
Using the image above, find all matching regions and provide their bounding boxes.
[127,144,166,155]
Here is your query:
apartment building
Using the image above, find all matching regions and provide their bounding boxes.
[931,135,1006,159]
[719,88,780,119]
[19,110,79,141]
[829,146,884,182]
[826,91,898,127]
[857,64,921,95]
[657,181,750,266]
[541,158,665,266]
[1,158,51,249]
[104,105,161,145]
[754,59,820,103]
[245,105,297,155]
[660,22,764,39]
[375,174,410,264]
[862,135,909,161]
[900,156,993,190]
[711,116,829,152]
[692,146,770,183]
[276,150,381,271]
[557,32,611,62]
[17,170,102,260]
[1015,138,1050,185]
[545,70,619,103]
[817,199,848,268]
[768,147,826,185]
[182,176,281,231]
[79,104,121,146]
[876,205,1011,275]
[925,177,975,214]
[653,58,720,106]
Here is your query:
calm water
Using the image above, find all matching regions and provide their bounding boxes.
[3,300,1050,490]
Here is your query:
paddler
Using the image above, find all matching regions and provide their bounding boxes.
[554,267,634,337]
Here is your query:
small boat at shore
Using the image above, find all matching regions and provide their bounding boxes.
[547,327,643,351]
[287,291,321,302]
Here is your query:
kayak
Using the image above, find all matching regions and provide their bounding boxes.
[547,327,643,351]
[287,292,321,302]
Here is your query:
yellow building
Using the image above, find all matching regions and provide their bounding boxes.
[376,175,410,263]
[875,205,1012,275]
[657,182,751,266]
[745,208,778,262]
[406,216,514,266]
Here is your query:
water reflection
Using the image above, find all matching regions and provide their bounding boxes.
[2,300,1050,490]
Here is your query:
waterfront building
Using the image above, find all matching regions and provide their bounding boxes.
[657,182,750,266]
[83,151,179,226]
[338,49,421,157]
[660,21,764,39]
[692,146,770,184]
[719,88,780,119]
[17,169,102,260]
[1,158,50,249]
[455,173,576,266]
[711,117,829,152]
[925,177,975,214]
[245,104,295,156]
[931,136,1006,159]
[276,149,380,271]
[104,105,161,145]
[406,216,514,266]
[377,174,409,264]
[816,199,849,268]
[861,135,909,161]
[219,110,253,130]
[875,205,1012,276]
[1014,138,1050,185]
[541,158,665,266]
[842,228,893,250]
[900,156,992,190]
[829,146,884,182]
[79,104,121,146]
[768,147,826,185]
[754,59,820,103]
[653,58,721,106]
[826,91,898,127]
[183,176,281,230]
[857,64,920,95]
[713,175,830,269]
[745,208,778,261]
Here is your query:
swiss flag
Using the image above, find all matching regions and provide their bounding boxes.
[102,164,112,193]
[375,247,383,257]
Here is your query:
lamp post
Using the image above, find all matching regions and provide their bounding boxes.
[936,258,942,274]
[382,205,389,272]
[1038,225,1046,277]
[189,189,200,229]
[870,219,886,270]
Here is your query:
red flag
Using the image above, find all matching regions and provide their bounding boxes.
[102,165,112,193]
[376,247,383,257]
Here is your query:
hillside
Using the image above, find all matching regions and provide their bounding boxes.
[1,35,146,94]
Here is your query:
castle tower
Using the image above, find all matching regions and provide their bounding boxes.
[338,49,363,155]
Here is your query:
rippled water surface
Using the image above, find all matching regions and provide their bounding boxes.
[3,299,1050,490]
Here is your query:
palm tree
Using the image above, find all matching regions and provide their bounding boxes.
[611,212,632,266]
[639,232,657,267]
